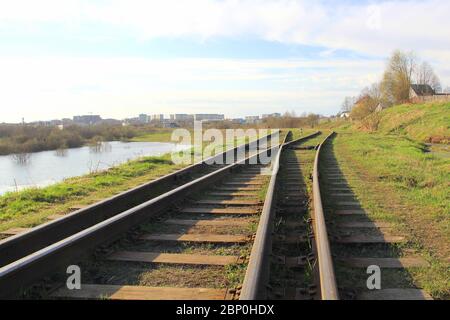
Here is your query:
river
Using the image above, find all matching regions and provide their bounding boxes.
[0,141,190,195]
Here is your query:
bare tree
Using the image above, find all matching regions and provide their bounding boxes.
[368,82,382,102]
[350,95,379,120]
[416,62,442,93]
[12,152,31,164]
[381,50,417,106]
[55,143,68,157]
[305,113,320,128]
[341,96,357,113]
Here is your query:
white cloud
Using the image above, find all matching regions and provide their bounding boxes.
[2,0,449,82]
[1,0,449,58]
[0,56,383,121]
[1,0,449,121]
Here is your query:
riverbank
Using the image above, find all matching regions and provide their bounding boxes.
[0,141,186,195]
[0,129,296,233]
[0,124,138,156]
[0,153,183,233]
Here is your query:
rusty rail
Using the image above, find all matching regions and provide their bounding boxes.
[240,131,321,300]
[312,131,339,300]
[0,131,279,267]
[0,135,283,299]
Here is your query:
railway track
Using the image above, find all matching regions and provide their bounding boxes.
[0,131,279,268]
[319,134,433,300]
[0,130,320,299]
[0,130,433,300]
[241,131,331,300]
[49,162,271,300]
[240,131,432,300]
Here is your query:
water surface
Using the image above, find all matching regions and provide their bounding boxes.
[0,141,189,195]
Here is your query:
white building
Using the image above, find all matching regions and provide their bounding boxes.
[138,114,149,123]
[151,114,164,121]
[170,114,194,121]
[194,114,225,122]
[245,116,260,124]
[231,118,245,124]
[262,113,281,118]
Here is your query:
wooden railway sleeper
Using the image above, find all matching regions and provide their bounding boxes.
[274,233,309,243]
[272,253,316,268]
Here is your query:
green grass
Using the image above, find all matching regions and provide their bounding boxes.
[133,128,306,145]
[318,103,449,297]
[334,133,449,224]
[290,128,317,140]
[0,154,181,232]
[132,128,260,144]
[131,129,175,142]
[371,102,450,142]
[0,130,276,232]
[330,132,449,298]
[319,101,450,143]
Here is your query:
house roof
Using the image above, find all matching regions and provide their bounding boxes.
[411,84,435,96]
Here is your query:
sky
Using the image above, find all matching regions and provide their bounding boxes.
[1,0,450,123]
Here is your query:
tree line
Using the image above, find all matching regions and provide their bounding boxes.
[0,113,323,157]
[341,50,445,121]
[200,111,322,130]
[0,124,137,156]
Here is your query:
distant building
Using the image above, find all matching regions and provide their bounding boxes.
[410,84,450,103]
[31,121,51,126]
[139,114,149,123]
[194,114,225,122]
[102,118,122,125]
[30,119,63,126]
[262,113,281,118]
[410,84,435,98]
[340,112,350,118]
[150,114,164,122]
[62,118,73,125]
[245,116,260,124]
[231,118,245,124]
[170,114,194,121]
[73,115,102,125]
[49,119,62,126]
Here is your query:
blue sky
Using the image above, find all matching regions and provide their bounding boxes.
[1,0,449,122]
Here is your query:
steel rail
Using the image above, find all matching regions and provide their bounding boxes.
[0,134,283,299]
[312,131,339,300]
[240,131,321,300]
[0,131,279,267]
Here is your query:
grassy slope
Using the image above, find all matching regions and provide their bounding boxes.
[333,133,449,239]
[332,134,449,298]
[321,101,450,143]
[318,103,449,298]
[366,102,450,142]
